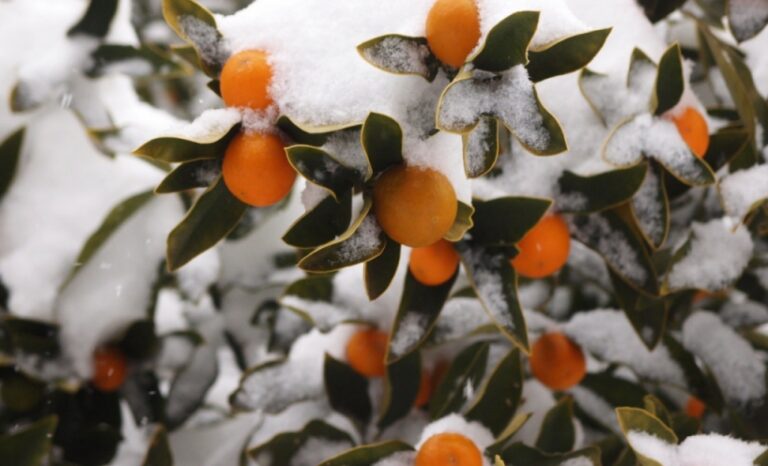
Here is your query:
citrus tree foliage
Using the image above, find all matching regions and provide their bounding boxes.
[2,0,768,465]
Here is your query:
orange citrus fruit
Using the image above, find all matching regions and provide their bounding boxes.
[373,165,457,248]
[220,50,274,110]
[416,432,483,466]
[409,239,460,286]
[529,332,586,391]
[346,329,389,378]
[511,214,570,279]
[671,107,709,158]
[92,347,127,392]
[685,396,706,420]
[425,0,481,68]
[222,131,295,207]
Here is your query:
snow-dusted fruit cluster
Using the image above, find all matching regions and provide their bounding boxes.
[3,0,768,464]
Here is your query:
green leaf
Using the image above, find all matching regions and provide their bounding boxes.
[461,246,529,351]
[167,177,247,271]
[445,201,475,241]
[500,444,601,466]
[365,236,401,300]
[276,116,361,147]
[630,162,669,249]
[527,87,569,155]
[142,426,173,466]
[251,420,354,466]
[387,268,457,362]
[527,28,611,82]
[90,44,189,78]
[1,317,60,356]
[357,35,438,81]
[637,0,687,22]
[63,191,154,287]
[535,396,575,453]
[616,407,678,466]
[319,441,413,466]
[465,348,524,435]
[471,11,540,72]
[463,116,500,178]
[0,127,24,202]
[361,113,403,177]
[558,163,647,213]
[68,0,118,38]
[134,123,239,163]
[0,416,57,466]
[156,159,219,193]
[471,197,551,246]
[162,0,223,75]
[286,145,361,199]
[653,43,684,116]
[663,334,722,411]
[429,341,490,419]
[324,354,372,426]
[299,201,386,272]
[570,209,659,295]
[378,351,421,429]
[705,127,751,172]
[284,190,352,248]
[609,268,667,350]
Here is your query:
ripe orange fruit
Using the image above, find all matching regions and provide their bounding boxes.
[92,347,127,392]
[529,332,586,391]
[373,165,457,248]
[220,50,274,110]
[670,107,709,158]
[409,240,460,286]
[416,432,483,466]
[685,396,706,420]
[425,0,481,68]
[511,214,570,279]
[346,329,389,378]
[414,370,433,408]
[222,131,295,207]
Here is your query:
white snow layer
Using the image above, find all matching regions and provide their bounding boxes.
[719,164,768,220]
[627,430,767,466]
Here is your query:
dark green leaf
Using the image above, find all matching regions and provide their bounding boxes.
[535,396,575,453]
[471,11,540,72]
[378,351,421,429]
[156,159,220,193]
[0,416,57,466]
[276,116,361,147]
[284,190,352,248]
[365,236,401,300]
[251,420,354,466]
[0,128,24,202]
[609,268,667,350]
[134,123,238,163]
[463,116,500,178]
[630,162,669,248]
[500,444,601,466]
[430,341,490,419]
[361,113,403,176]
[465,348,524,435]
[357,35,438,81]
[527,28,611,82]
[324,354,372,426]
[286,145,361,199]
[167,177,247,271]
[142,426,173,466]
[68,0,118,38]
[471,197,551,246]
[319,441,413,466]
[1,318,60,356]
[705,127,751,172]
[653,43,684,116]
[558,163,647,213]
[637,0,687,22]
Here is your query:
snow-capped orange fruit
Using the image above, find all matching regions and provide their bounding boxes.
[671,107,709,158]
[220,50,274,110]
[416,432,483,466]
[414,370,434,408]
[511,214,571,279]
[222,132,295,207]
[346,329,389,378]
[92,347,127,392]
[373,165,457,248]
[529,332,586,391]
[409,239,460,286]
[685,396,706,419]
[425,0,481,68]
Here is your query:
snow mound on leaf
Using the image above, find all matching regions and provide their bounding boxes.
[627,430,767,466]
[720,164,768,220]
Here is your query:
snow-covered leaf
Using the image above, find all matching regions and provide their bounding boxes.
[276,116,361,147]
[471,11,539,72]
[361,113,403,177]
[250,419,354,466]
[471,197,551,246]
[167,177,247,271]
[0,128,25,203]
[630,162,668,248]
[719,164,768,222]
[617,407,678,466]
[526,28,611,82]
[364,236,400,300]
[461,246,529,350]
[162,0,224,76]
[135,118,239,163]
[357,35,438,81]
[68,0,118,38]
[728,0,768,42]
[535,396,575,454]
[284,191,352,248]
[155,159,220,194]
[0,415,57,466]
[652,44,684,116]
[232,358,323,413]
[557,163,647,213]
[318,441,414,466]
[324,354,372,426]
[378,351,420,429]
[463,116,500,178]
[465,348,523,436]
[444,201,475,242]
[387,267,456,362]
[429,341,490,420]
[286,145,362,199]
